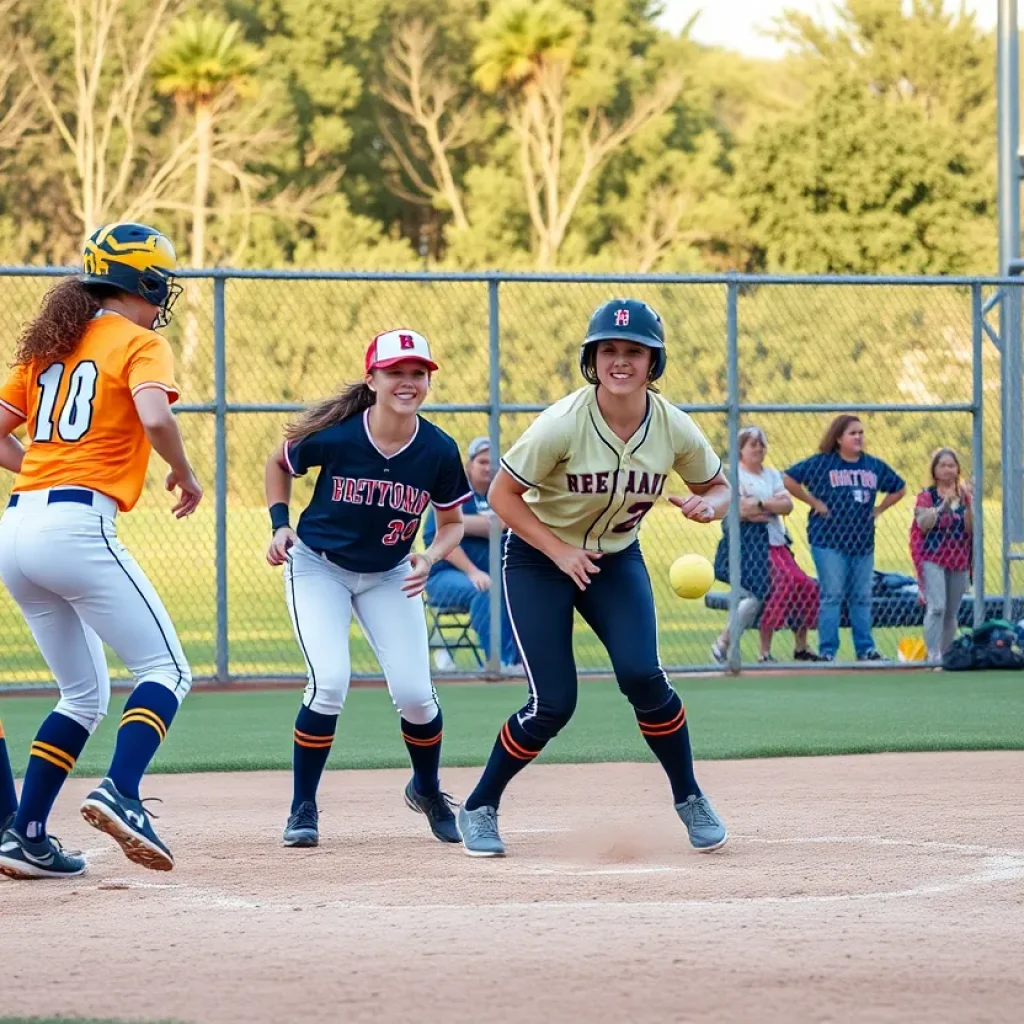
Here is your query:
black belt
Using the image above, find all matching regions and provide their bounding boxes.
[8,488,96,509]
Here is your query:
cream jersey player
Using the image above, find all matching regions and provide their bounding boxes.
[457,297,731,859]
[500,384,722,553]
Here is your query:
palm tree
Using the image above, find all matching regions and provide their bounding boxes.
[152,15,261,271]
[472,0,583,95]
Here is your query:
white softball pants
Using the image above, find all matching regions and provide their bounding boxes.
[284,540,438,723]
[0,488,192,733]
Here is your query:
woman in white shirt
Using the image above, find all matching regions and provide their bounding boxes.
[712,426,822,663]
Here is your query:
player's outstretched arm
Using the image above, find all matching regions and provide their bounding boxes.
[265,442,297,565]
[0,409,25,474]
[133,389,203,517]
[671,470,731,523]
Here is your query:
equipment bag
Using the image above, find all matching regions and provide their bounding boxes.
[942,619,1024,671]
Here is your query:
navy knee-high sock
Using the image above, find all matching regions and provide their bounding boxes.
[107,682,180,800]
[0,717,17,825]
[292,705,337,812]
[14,711,90,840]
[464,715,545,811]
[401,709,443,797]
[634,691,700,803]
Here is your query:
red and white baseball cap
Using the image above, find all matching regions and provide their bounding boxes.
[365,329,439,373]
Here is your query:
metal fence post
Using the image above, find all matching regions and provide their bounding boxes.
[971,283,986,628]
[213,276,229,682]
[725,278,742,673]
[487,278,502,680]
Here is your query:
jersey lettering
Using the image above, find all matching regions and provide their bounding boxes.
[330,475,432,513]
[566,470,665,496]
[828,468,878,489]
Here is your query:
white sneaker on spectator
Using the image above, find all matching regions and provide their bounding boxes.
[433,649,456,671]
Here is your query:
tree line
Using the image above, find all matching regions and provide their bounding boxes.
[0,0,1002,275]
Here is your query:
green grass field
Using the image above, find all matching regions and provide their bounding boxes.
[1,672,1021,777]
[0,498,1017,685]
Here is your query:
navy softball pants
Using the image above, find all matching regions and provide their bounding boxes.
[465,534,700,809]
[504,534,677,738]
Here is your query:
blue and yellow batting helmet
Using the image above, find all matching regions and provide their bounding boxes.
[82,222,182,327]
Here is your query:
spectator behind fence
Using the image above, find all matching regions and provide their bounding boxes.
[784,415,906,662]
[910,448,973,664]
[711,426,821,664]
[423,437,521,670]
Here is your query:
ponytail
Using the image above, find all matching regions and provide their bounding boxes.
[12,277,117,366]
[285,381,376,443]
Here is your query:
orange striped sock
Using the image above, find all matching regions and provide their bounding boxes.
[401,711,443,797]
[464,716,545,811]
[292,706,337,812]
[634,692,699,803]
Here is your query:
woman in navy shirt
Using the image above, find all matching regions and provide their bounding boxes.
[784,415,905,661]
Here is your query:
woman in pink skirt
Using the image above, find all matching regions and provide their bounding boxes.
[713,426,821,663]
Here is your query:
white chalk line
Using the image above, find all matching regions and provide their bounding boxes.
[732,835,1024,857]
[79,834,1024,913]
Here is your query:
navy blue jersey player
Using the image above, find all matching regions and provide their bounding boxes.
[457,299,733,857]
[264,329,471,848]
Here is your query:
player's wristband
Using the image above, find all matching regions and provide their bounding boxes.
[270,503,290,532]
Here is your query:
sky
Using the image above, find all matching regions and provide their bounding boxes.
[658,1,1000,59]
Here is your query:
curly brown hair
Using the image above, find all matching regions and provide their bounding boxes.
[11,277,124,367]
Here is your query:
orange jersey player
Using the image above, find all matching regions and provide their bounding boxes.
[0,222,203,881]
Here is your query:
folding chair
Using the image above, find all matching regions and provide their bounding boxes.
[424,597,484,668]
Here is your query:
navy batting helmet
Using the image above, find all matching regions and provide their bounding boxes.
[579,298,666,384]
[81,222,182,328]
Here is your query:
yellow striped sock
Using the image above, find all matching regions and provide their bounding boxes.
[120,707,168,743]
[30,740,76,774]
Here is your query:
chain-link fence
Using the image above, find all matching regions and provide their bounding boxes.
[0,268,1019,685]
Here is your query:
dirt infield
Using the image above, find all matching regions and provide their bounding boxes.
[3,752,1023,1024]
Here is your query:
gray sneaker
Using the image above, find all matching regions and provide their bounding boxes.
[457,803,506,857]
[675,794,728,852]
